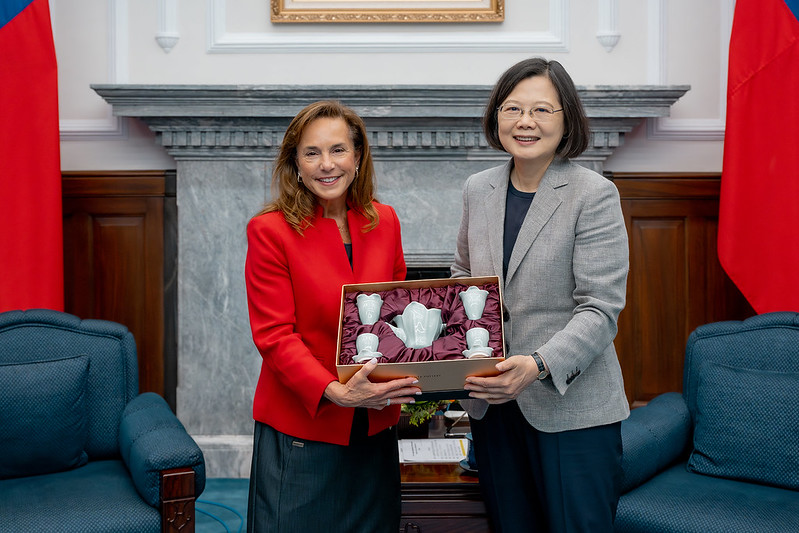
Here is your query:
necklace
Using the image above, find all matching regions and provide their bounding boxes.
[337,220,351,244]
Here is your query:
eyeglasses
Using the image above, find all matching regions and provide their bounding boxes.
[299,146,352,164]
[497,104,564,122]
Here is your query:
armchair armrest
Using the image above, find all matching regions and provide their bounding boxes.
[620,392,691,493]
[119,392,206,507]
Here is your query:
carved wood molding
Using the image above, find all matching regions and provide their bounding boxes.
[161,468,196,533]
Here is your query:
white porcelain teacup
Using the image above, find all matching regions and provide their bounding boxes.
[466,327,489,348]
[462,327,493,359]
[354,332,382,363]
[356,293,384,325]
[459,286,489,320]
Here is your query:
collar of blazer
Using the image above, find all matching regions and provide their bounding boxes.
[311,199,368,225]
[485,157,569,285]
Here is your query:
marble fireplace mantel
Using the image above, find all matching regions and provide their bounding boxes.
[94,84,688,166]
[93,84,688,477]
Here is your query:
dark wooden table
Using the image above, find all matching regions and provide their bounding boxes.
[398,416,491,532]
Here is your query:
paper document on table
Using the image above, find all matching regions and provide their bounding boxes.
[398,438,468,463]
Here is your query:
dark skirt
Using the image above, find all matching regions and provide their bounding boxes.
[247,420,401,533]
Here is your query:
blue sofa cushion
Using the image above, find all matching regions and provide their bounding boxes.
[0,354,90,479]
[688,361,799,490]
[615,463,799,533]
[0,459,161,532]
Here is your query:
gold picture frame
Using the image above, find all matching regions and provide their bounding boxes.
[270,0,504,23]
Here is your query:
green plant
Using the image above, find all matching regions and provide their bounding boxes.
[401,400,452,426]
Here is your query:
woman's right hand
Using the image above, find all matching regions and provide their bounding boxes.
[323,358,422,410]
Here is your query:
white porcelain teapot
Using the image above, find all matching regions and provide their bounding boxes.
[388,301,446,349]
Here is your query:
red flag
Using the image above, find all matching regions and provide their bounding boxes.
[718,0,799,314]
[0,0,63,312]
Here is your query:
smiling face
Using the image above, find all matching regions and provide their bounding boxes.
[497,75,565,167]
[296,117,360,212]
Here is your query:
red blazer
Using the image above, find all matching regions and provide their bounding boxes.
[245,202,406,445]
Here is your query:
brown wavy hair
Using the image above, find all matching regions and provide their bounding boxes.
[256,100,379,234]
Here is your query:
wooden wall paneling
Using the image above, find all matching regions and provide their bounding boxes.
[627,211,687,405]
[698,216,754,322]
[619,198,714,406]
[62,172,169,401]
[613,174,754,407]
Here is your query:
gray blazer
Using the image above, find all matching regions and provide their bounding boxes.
[452,158,630,432]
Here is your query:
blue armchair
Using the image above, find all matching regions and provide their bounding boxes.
[615,312,799,532]
[0,309,206,532]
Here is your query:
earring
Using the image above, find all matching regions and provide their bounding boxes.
[355,166,359,178]
[297,173,303,183]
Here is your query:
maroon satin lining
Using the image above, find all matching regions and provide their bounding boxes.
[339,283,502,365]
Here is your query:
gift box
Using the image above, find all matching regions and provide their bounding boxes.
[336,276,505,400]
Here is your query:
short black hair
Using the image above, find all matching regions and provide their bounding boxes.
[482,58,590,159]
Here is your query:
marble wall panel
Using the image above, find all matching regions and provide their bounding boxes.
[177,159,264,437]
[375,159,500,266]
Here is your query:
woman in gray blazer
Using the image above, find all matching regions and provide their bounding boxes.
[453,57,630,532]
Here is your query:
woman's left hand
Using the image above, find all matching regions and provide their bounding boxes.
[324,358,422,409]
[463,355,539,404]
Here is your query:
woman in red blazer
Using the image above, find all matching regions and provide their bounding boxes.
[244,100,421,533]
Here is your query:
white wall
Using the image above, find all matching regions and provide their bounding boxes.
[55,0,732,173]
